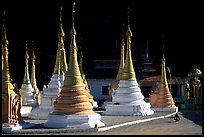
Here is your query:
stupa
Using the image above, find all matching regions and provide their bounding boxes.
[2,11,22,131]
[19,44,35,115]
[149,53,178,112]
[29,6,68,119]
[79,48,98,108]
[103,14,154,116]
[102,26,125,109]
[44,2,105,128]
[30,46,41,106]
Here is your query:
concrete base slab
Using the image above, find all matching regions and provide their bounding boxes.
[151,107,178,113]
[2,123,22,133]
[44,113,105,128]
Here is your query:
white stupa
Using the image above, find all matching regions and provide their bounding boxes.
[19,45,35,115]
[29,6,68,119]
[103,19,154,116]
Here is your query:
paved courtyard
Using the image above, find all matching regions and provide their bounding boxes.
[2,110,202,135]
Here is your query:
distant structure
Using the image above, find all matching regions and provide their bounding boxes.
[103,13,154,116]
[29,6,67,119]
[140,42,156,79]
[30,46,41,106]
[44,2,105,128]
[19,44,35,115]
[149,53,178,112]
[79,48,98,108]
[102,26,125,108]
[2,11,22,131]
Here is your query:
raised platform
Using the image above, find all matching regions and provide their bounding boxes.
[44,113,105,128]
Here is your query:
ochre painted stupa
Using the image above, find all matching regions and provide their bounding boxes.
[44,2,105,128]
[29,6,68,119]
[149,54,178,112]
[103,15,154,116]
[2,11,22,131]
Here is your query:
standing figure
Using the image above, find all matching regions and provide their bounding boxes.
[184,81,190,104]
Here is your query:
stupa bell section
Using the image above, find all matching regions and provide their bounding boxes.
[19,45,35,115]
[44,2,105,128]
[149,54,178,112]
[103,18,154,116]
[29,6,68,119]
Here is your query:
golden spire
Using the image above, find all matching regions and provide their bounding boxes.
[23,42,31,84]
[53,6,68,75]
[160,52,168,88]
[121,9,136,80]
[63,2,84,86]
[116,25,125,80]
[58,6,65,40]
[2,10,14,94]
[30,44,38,90]
[79,47,94,102]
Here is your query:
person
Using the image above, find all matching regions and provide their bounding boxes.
[170,113,180,122]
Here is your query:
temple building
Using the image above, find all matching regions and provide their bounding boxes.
[140,43,157,79]
[103,14,154,116]
[19,45,35,115]
[29,6,68,119]
[102,26,125,108]
[149,54,178,112]
[44,2,105,128]
[2,11,22,131]
[79,48,98,108]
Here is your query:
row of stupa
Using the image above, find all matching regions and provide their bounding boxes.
[2,2,177,131]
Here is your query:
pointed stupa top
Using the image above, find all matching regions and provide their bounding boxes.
[63,2,84,86]
[121,9,136,80]
[53,6,68,74]
[58,6,65,39]
[30,44,39,90]
[2,10,14,94]
[116,25,125,80]
[22,43,31,84]
[160,52,168,88]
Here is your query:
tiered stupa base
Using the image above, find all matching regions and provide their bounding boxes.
[29,74,62,119]
[44,113,105,128]
[103,80,154,116]
[29,94,59,119]
[103,102,154,116]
